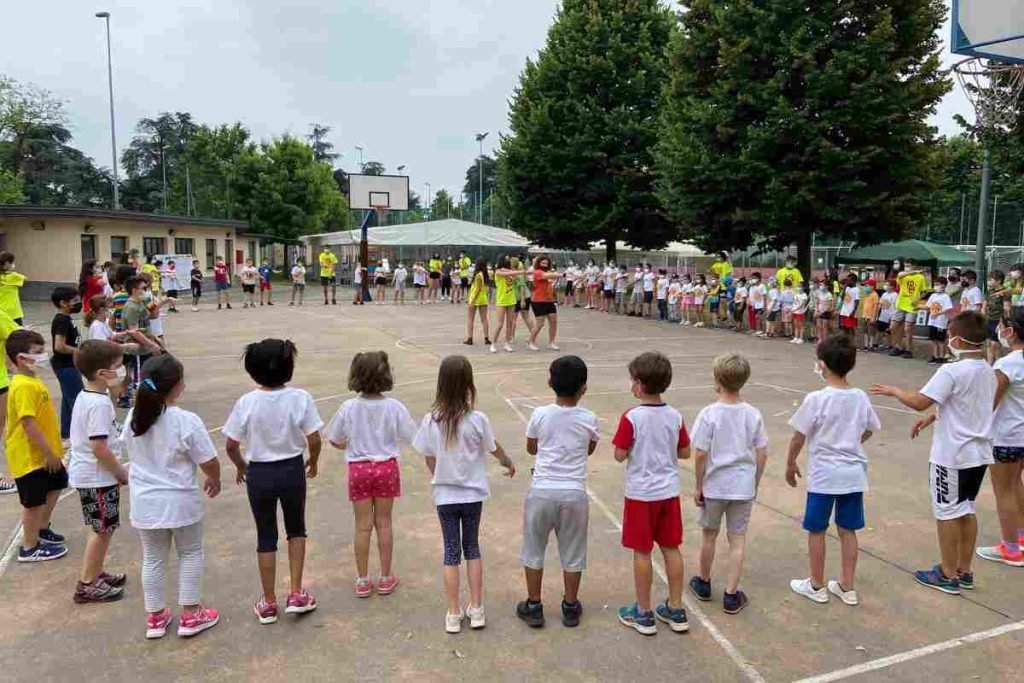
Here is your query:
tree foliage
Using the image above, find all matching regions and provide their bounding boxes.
[360,160,385,176]
[121,112,199,213]
[0,122,111,206]
[429,188,455,220]
[0,76,67,177]
[308,124,339,164]
[0,168,23,203]
[463,155,497,219]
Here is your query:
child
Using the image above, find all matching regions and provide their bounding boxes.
[680,274,694,326]
[223,339,323,624]
[326,351,416,597]
[924,276,954,364]
[877,281,899,350]
[722,277,736,328]
[656,269,669,321]
[6,329,69,561]
[667,275,681,323]
[642,265,655,318]
[960,270,983,313]
[780,279,796,339]
[872,312,995,595]
[393,262,408,305]
[50,286,84,441]
[690,354,768,614]
[613,351,691,635]
[733,277,748,332]
[838,275,859,341]
[814,280,834,342]
[787,335,880,605]
[765,279,781,339]
[412,356,514,633]
[985,270,1011,364]
[858,280,880,351]
[693,275,707,328]
[190,260,203,312]
[414,261,429,304]
[615,265,628,314]
[258,259,275,306]
[748,273,766,336]
[352,261,364,305]
[290,258,306,306]
[240,258,259,309]
[706,278,720,327]
[0,308,20,495]
[791,283,809,344]
[124,355,221,638]
[68,340,128,603]
[161,261,181,312]
[629,265,644,316]
[0,251,26,325]
[517,355,599,629]
[214,255,231,310]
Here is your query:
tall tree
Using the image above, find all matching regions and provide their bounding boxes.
[0,76,67,177]
[656,0,949,276]
[178,123,252,218]
[121,112,198,213]
[361,160,385,176]
[499,0,676,260]
[429,188,455,220]
[0,168,23,203]
[308,123,339,164]
[0,122,111,206]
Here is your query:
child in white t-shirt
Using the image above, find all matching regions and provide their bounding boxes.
[290,261,306,306]
[615,266,628,314]
[667,276,681,323]
[959,269,983,313]
[765,280,782,339]
[787,335,880,606]
[872,311,994,595]
[733,278,748,332]
[690,354,768,615]
[223,339,324,623]
[693,275,708,327]
[412,356,514,633]
[748,274,767,336]
[877,282,899,349]
[655,270,670,321]
[680,275,694,326]
[814,281,834,342]
[924,276,955,364]
[642,267,656,318]
[791,284,809,344]
[326,351,417,598]
[392,264,408,305]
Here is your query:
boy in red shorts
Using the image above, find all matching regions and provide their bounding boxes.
[613,351,691,635]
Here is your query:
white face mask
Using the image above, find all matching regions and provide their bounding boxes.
[813,360,826,383]
[21,352,48,369]
[948,336,983,359]
[998,325,1015,349]
[935,285,945,293]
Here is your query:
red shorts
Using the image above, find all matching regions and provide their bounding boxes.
[347,458,401,502]
[839,315,857,330]
[621,496,683,553]
[793,313,805,324]
[260,281,272,291]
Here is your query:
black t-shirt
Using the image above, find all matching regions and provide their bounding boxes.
[50,313,80,370]
[191,268,203,285]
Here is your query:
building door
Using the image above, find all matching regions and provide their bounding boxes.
[110,236,128,264]
[81,234,97,263]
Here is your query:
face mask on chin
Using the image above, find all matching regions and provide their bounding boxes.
[948,336,983,360]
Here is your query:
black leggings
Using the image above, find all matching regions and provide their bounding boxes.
[246,455,307,553]
[441,276,452,297]
[437,502,483,566]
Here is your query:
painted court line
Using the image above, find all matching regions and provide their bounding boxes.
[752,381,918,415]
[0,488,76,580]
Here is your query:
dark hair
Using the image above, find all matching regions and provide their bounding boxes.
[431,355,476,445]
[962,269,977,283]
[934,275,948,286]
[84,295,109,327]
[990,269,1006,284]
[534,256,551,271]
[1012,263,1024,274]
[5,329,44,364]
[905,258,916,266]
[51,285,79,308]
[549,355,588,398]
[131,355,184,436]
[113,264,136,288]
[125,276,146,294]
[496,254,512,270]
[79,259,98,297]
[243,338,297,388]
[474,258,492,287]
[1007,308,1024,341]
[0,252,14,268]
[348,351,394,394]
[75,340,123,380]
[949,310,988,345]
[628,351,673,395]
[817,334,856,378]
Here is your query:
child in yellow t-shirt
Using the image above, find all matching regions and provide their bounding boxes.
[858,280,880,351]
[0,251,26,324]
[0,308,22,494]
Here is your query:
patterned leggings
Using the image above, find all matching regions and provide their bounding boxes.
[139,522,204,612]
[437,502,483,566]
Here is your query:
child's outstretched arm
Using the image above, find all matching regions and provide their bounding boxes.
[490,441,515,478]
[785,432,806,487]
[224,438,247,484]
[305,431,321,479]
[870,384,935,412]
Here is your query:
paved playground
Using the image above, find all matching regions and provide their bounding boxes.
[0,298,1021,683]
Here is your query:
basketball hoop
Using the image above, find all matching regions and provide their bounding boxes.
[953,57,1024,135]
[373,205,389,223]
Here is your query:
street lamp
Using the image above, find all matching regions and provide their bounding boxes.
[397,165,406,174]
[95,11,119,209]
[425,182,432,218]
[355,145,365,171]
[474,132,488,224]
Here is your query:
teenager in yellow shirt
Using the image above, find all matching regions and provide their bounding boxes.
[428,253,443,304]
[890,259,928,359]
[455,252,472,304]
[776,256,803,292]
[0,252,26,324]
[709,252,733,281]
[318,246,339,305]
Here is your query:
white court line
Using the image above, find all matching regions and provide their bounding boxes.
[513,385,715,401]
[0,488,76,580]
[752,382,919,415]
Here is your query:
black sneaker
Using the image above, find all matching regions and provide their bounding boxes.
[516,599,545,628]
[888,347,903,357]
[561,599,582,627]
[39,526,65,546]
[723,590,749,615]
[688,575,712,602]
[901,349,913,358]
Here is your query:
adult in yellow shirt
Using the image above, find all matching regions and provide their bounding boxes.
[709,252,733,281]
[775,256,803,291]
[464,257,492,346]
[0,252,26,324]
[318,246,339,305]
[891,259,927,358]
[456,252,472,304]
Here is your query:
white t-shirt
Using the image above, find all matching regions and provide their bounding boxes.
[921,359,995,468]
[642,272,655,292]
[789,387,881,494]
[161,269,182,291]
[222,387,323,463]
[668,282,681,304]
[768,288,781,312]
[603,267,615,290]
[413,267,428,286]
[291,265,306,285]
[525,404,600,492]
[994,350,1024,447]
[88,319,115,342]
[693,284,707,304]
[326,396,417,462]
[656,277,669,300]
[734,286,748,304]
[393,266,408,285]
[691,402,768,500]
[878,291,898,323]
[125,407,217,529]
[793,291,809,315]
[815,289,833,314]
[68,390,122,489]
[749,284,766,310]
[839,286,859,317]
[616,271,628,292]
[612,404,689,501]
[960,286,984,312]
[353,265,362,285]
[412,411,497,505]
[586,265,599,285]
[240,265,258,286]
[926,292,954,329]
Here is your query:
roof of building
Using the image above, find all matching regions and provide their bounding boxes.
[0,205,248,229]
[304,219,531,248]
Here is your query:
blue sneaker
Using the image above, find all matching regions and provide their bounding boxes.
[688,575,711,602]
[38,526,65,546]
[957,571,974,590]
[913,565,960,595]
[655,601,690,632]
[617,603,657,636]
[18,544,68,563]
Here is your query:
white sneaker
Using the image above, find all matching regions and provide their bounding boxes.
[790,578,828,604]
[548,343,560,351]
[466,604,485,629]
[503,343,514,353]
[191,306,199,312]
[489,344,497,354]
[528,342,539,352]
[445,609,464,634]
[827,580,859,606]
[796,338,805,345]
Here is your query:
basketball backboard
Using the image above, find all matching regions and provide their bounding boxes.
[348,173,410,211]
[952,0,1024,64]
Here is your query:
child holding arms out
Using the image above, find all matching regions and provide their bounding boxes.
[223,339,323,624]
[690,354,768,614]
[326,351,417,597]
[613,351,691,635]
[412,356,514,633]
[788,335,880,605]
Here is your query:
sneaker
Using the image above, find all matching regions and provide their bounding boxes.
[73,579,124,604]
[913,565,960,595]
[654,601,689,632]
[827,580,859,606]
[467,603,486,629]
[286,589,318,614]
[489,343,497,354]
[561,599,582,628]
[98,571,127,588]
[689,575,712,602]
[618,603,657,635]
[462,339,473,346]
[957,571,974,590]
[376,574,398,595]
[789,578,828,603]
[723,590,748,614]
[0,477,16,495]
[226,304,232,310]
[445,609,464,634]
[503,343,514,353]
[901,350,913,358]
[254,597,279,624]
[516,599,545,628]
[888,348,903,357]
[38,526,65,546]
[354,576,374,598]
[548,343,560,351]
[18,544,67,562]
[976,542,1024,567]
[146,608,173,639]
[528,342,539,352]
[191,306,199,312]
[177,606,219,637]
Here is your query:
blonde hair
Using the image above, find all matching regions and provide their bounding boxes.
[712,353,750,393]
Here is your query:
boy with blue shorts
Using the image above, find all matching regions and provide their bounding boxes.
[786,335,880,606]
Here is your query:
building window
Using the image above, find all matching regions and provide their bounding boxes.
[174,237,195,256]
[248,240,257,263]
[81,234,97,263]
[110,236,128,264]
[143,237,167,256]
[206,239,216,270]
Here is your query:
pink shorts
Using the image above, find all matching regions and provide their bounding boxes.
[682,296,694,306]
[347,458,401,501]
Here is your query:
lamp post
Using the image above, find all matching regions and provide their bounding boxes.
[355,145,365,171]
[474,132,488,224]
[396,166,406,224]
[95,11,119,209]
[425,182,432,219]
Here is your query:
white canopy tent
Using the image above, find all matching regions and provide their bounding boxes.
[304,219,531,249]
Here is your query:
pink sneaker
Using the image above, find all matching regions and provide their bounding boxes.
[354,576,374,598]
[254,596,279,624]
[376,574,399,596]
[146,607,173,639]
[286,589,318,614]
[177,605,219,637]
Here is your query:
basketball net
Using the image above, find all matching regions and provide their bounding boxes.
[953,57,1024,135]
[373,205,389,225]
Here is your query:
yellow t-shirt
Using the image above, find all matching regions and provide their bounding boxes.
[429,258,443,273]
[776,266,803,289]
[495,273,516,307]
[710,261,733,280]
[0,310,20,391]
[319,251,338,278]
[0,271,26,321]
[141,263,161,294]
[897,272,927,313]
[468,272,489,306]
[5,373,62,479]
[459,257,472,278]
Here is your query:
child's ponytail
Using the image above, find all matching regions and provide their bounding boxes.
[131,354,184,436]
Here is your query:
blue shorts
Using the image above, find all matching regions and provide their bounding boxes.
[802,492,864,532]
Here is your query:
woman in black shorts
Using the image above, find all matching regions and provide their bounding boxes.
[441,257,454,302]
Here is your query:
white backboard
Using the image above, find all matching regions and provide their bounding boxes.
[952,0,1024,64]
[348,174,410,211]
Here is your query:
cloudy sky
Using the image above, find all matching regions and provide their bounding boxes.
[1,1,974,204]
